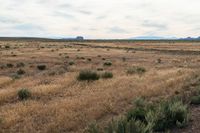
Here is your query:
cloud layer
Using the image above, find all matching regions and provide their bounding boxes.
[0,0,200,39]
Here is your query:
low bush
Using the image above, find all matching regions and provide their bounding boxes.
[18,89,31,100]
[37,65,46,70]
[101,72,113,79]
[77,70,100,81]
[5,45,10,49]
[69,61,75,65]
[126,66,146,75]
[6,63,14,68]
[104,61,112,66]
[97,68,103,71]
[17,69,25,75]
[87,58,92,61]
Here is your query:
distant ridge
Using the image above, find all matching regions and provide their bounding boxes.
[179,36,200,40]
[130,36,177,40]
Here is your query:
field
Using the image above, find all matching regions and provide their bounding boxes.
[0,40,200,133]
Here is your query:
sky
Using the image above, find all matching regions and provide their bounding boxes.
[0,0,200,39]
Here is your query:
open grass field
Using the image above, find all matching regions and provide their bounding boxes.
[0,40,200,132]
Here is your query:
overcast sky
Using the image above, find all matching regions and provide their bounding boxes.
[0,0,200,39]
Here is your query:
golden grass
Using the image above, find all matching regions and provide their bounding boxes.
[0,40,200,132]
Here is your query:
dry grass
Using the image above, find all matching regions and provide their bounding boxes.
[0,40,200,132]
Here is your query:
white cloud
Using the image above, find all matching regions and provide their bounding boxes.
[0,0,200,38]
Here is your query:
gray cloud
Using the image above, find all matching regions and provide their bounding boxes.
[108,26,129,33]
[142,20,167,30]
[0,0,200,38]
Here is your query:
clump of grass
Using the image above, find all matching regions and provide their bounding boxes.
[16,62,25,67]
[37,65,46,70]
[191,96,200,105]
[18,89,31,100]
[104,61,112,66]
[101,72,113,79]
[17,69,25,75]
[126,66,146,75]
[77,70,100,81]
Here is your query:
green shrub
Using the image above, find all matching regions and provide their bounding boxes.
[88,98,189,133]
[101,72,113,79]
[104,61,112,66]
[18,89,31,100]
[77,70,100,81]
[87,123,99,133]
[127,107,147,123]
[37,65,46,70]
[149,99,189,131]
[126,66,146,75]
[191,96,200,105]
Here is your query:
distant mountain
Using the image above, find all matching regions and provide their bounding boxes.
[179,36,200,40]
[130,36,177,40]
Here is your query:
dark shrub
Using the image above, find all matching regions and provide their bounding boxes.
[191,96,200,105]
[18,89,31,100]
[87,58,92,61]
[37,65,46,70]
[157,58,162,63]
[17,69,25,75]
[122,57,126,62]
[97,68,103,71]
[69,61,75,65]
[104,61,112,66]
[6,63,13,68]
[80,57,85,60]
[101,72,113,79]
[127,107,147,122]
[5,45,10,49]
[77,70,100,81]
